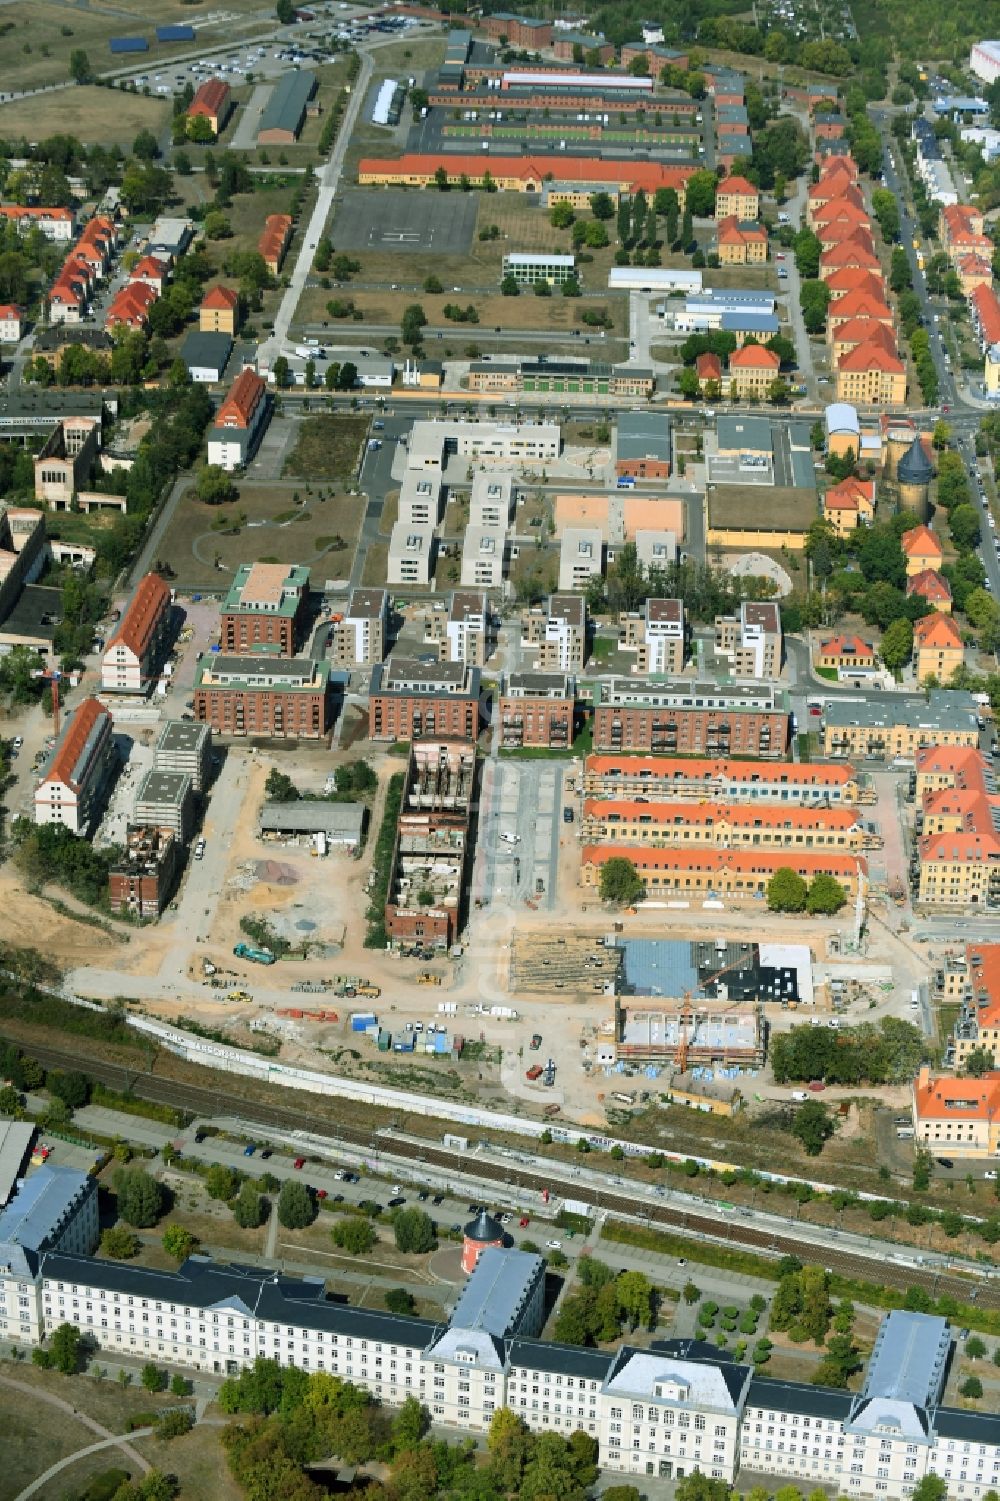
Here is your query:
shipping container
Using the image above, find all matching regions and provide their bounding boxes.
[350,1011,377,1032]
[377,1028,392,1051]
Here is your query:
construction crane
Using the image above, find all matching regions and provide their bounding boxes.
[674,953,749,1073]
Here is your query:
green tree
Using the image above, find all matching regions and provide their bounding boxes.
[48,1322,84,1374]
[203,210,232,241]
[488,1408,532,1492]
[393,1207,437,1254]
[113,1168,164,1228]
[161,1226,198,1262]
[69,48,91,83]
[233,1181,267,1229]
[961,1376,984,1399]
[550,201,575,229]
[385,1287,417,1316]
[807,874,848,915]
[598,856,644,905]
[141,1362,167,1392]
[684,170,718,217]
[616,1270,654,1329]
[951,504,982,551]
[101,1225,140,1259]
[590,191,615,220]
[265,767,298,802]
[966,1336,987,1359]
[277,1178,315,1229]
[331,1217,377,1254]
[767,867,808,912]
[791,1100,835,1156]
[276,0,294,20]
[205,1163,240,1201]
[880,616,914,672]
[683,1280,701,1304]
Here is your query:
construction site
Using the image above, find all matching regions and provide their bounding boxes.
[384,740,477,951]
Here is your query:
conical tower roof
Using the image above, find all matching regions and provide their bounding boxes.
[464,1208,503,1243]
[898,436,934,485]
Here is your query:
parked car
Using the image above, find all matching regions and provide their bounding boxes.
[294,1157,306,1169]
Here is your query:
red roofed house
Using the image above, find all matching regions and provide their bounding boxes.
[33,696,116,835]
[0,304,21,341]
[823,266,886,303]
[187,76,233,137]
[727,342,780,398]
[47,276,85,324]
[259,213,293,276]
[716,217,768,265]
[101,572,173,695]
[830,319,897,365]
[957,254,993,297]
[827,287,894,333]
[208,368,269,471]
[814,633,879,676]
[902,523,944,576]
[835,339,906,405]
[971,284,1000,351]
[912,1066,1000,1157]
[695,351,722,392]
[715,175,760,220]
[200,284,240,336]
[821,475,876,537]
[820,236,882,276]
[105,281,157,332]
[129,254,170,296]
[807,175,863,223]
[913,611,963,685]
[0,204,75,241]
[907,568,953,614]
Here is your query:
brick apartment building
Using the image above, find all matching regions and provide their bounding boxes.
[368,658,481,742]
[499,672,575,749]
[194,655,331,739]
[220,561,310,656]
[593,680,790,758]
[108,826,178,918]
[482,12,552,47]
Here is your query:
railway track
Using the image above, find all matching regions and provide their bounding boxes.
[20,1038,999,1311]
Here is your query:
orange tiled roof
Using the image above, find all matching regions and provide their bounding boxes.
[188,77,231,118]
[696,352,722,381]
[823,267,886,298]
[584,754,857,788]
[907,569,952,604]
[729,343,779,370]
[717,174,757,196]
[901,523,943,559]
[818,633,877,659]
[581,844,866,879]
[583,798,862,831]
[972,284,1000,346]
[967,945,1000,1028]
[217,368,266,428]
[837,337,904,373]
[39,697,109,790]
[831,287,893,322]
[831,318,896,354]
[106,573,170,660]
[201,284,239,311]
[914,612,962,650]
[717,215,767,246]
[357,153,695,194]
[914,1070,1000,1122]
[823,476,876,511]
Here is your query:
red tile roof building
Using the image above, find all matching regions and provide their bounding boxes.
[200,284,240,335]
[901,523,944,572]
[105,280,157,331]
[187,77,232,135]
[726,342,780,397]
[971,284,1000,350]
[714,175,760,219]
[582,753,861,804]
[581,797,866,850]
[821,475,876,535]
[33,696,116,834]
[101,572,172,694]
[815,633,878,673]
[823,266,886,302]
[835,338,906,405]
[907,569,953,613]
[258,213,293,276]
[357,153,696,203]
[912,1065,1000,1156]
[580,844,866,899]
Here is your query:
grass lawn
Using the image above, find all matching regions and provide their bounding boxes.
[360,541,389,588]
[282,414,370,481]
[295,285,625,337]
[154,481,366,592]
[0,86,169,145]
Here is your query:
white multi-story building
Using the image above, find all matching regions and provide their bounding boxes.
[470,470,516,528]
[970,41,1000,85]
[559,528,604,592]
[388,521,437,586]
[399,472,444,526]
[333,587,389,669]
[461,525,507,589]
[0,1165,99,1345]
[33,696,117,835]
[1,1211,996,1501]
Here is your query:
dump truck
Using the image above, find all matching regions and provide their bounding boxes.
[233,942,276,965]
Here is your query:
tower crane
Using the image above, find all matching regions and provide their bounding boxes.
[31,666,62,737]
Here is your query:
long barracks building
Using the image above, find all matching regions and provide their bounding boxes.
[357,154,695,202]
[0,1212,995,1501]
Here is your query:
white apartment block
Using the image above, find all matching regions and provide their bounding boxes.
[399,471,443,526]
[1,1204,992,1501]
[714,601,783,680]
[470,469,516,527]
[406,420,560,468]
[461,525,507,589]
[388,520,437,587]
[618,597,686,675]
[442,591,492,668]
[524,593,588,673]
[559,528,604,592]
[333,587,388,668]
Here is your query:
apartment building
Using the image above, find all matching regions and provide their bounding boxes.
[726,343,780,398]
[424,591,494,668]
[499,672,575,749]
[199,284,240,335]
[0,205,75,241]
[559,528,603,592]
[388,521,437,587]
[593,680,790,759]
[153,720,212,795]
[814,634,879,677]
[220,561,309,657]
[912,1066,1000,1156]
[332,587,388,669]
[0,1166,98,1343]
[618,598,686,675]
[822,691,979,760]
[470,470,516,527]
[399,471,443,527]
[716,218,768,266]
[108,826,178,917]
[580,845,865,901]
[902,524,944,576]
[715,175,760,219]
[917,825,1000,909]
[193,656,331,740]
[101,572,172,694]
[945,943,1000,1068]
[713,602,782,679]
[821,476,876,537]
[524,594,588,673]
[405,419,560,466]
[206,368,269,471]
[461,525,507,589]
[385,739,475,949]
[368,658,481,743]
[581,799,865,852]
[134,768,195,844]
[33,696,116,835]
[583,755,861,805]
[914,612,963,686]
[835,342,907,405]
[187,76,232,136]
[258,213,293,275]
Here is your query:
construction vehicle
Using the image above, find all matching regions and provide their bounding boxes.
[417,972,442,986]
[233,942,276,966]
[332,975,381,998]
[525,1064,544,1081]
[227,989,252,1002]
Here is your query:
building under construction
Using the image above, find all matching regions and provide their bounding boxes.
[610,939,783,1068]
[384,740,476,950]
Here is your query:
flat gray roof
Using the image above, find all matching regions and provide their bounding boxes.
[259,68,316,134]
[156,720,210,754]
[259,801,365,839]
[0,1120,34,1207]
[135,768,192,807]
[181,329,233,372]
[617,410,671,462]
[824,691,977,734]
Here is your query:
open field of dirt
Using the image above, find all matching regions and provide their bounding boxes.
[0,86,169,145]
